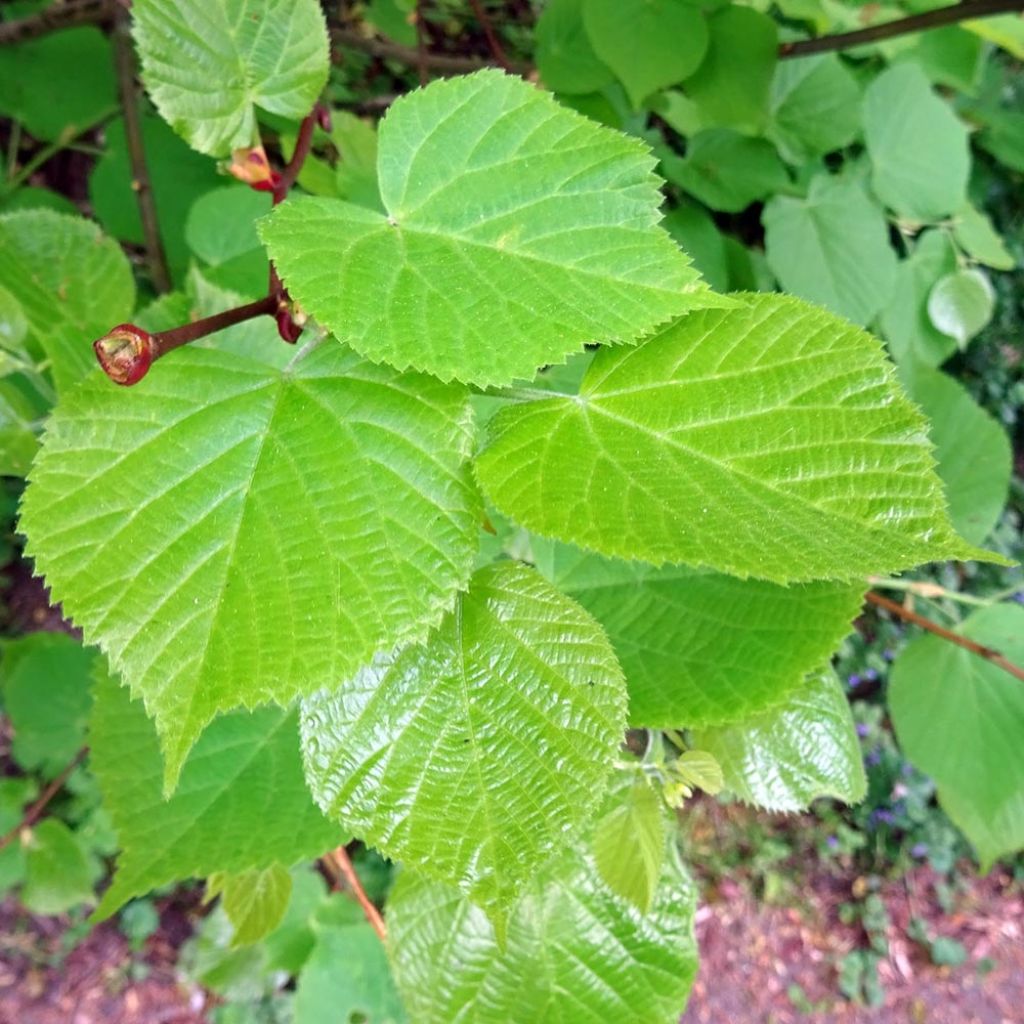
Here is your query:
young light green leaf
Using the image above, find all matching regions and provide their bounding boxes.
[533,540,861,726]
[889,605,1024,869]
[261,70,719,388]
[582,0,708,108]
[300,562,627,919]
[1,633,94,778]
[877,229,959,368]
[662,129,789,213]
[692,668,866,813]
[900,361,1011,545]
[208,863,293,947]
[294,898,407,1024]
[90,665,343,920]
[479,293,988,583]
[951,203,1015,271]
[763,174,897,326]
[864,64,969,221]
[768,54,861,162]
[132,0,330,157]
[672,750,724,796]
[0,211,135,392]
[22,341,479,786]
[22,818,97,916]
[927,269,995,349]
[185,186,272,268]
[592,780,666,913]
[388,843,698,1024]
[535,0,613,95]
[683,6,778,131]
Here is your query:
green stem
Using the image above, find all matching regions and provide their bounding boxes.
[867,576,995,609]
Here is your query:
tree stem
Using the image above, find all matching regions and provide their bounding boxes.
[323,845,388,941]
[779,0,1024,58]
[112,9,172,294]
[865,591,1024,684]
[0,749,88,853]
[152,294,278,358]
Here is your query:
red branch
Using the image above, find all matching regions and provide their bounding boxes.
[323,845,388,941]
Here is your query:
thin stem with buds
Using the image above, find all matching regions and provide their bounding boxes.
[0,749,88,853]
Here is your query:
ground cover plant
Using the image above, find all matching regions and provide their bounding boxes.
[0,0,1023,1021]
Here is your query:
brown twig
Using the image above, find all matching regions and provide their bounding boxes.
[779,0,1024,58]
[332,27,528,76]
[0,0,119,46]
[323,845,388,941]
[0,749,88,853]
[467,0,513,73]
[112,10,172,293]
[866,591,1024,684]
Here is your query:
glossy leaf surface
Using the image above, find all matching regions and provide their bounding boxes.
[692,668,866,812]
[388,843,698,1023]
[301,563,626,918]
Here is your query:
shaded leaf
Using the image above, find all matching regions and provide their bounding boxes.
[535,0,613,95]
[208,863,293,947]
[22,818,96,916]
[890,605,1024,869]
[927,269,995,349]
[90,665,342,919]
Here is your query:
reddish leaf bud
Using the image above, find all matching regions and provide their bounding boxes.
[275,306,304,344]
[227,145,281,192]
[93,323,155,386]
[315,104,332,133]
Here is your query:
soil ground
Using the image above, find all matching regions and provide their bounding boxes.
[0,862,1020,1024]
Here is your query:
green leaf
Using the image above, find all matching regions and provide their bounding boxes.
[366,0,416,45]
[300,562,627,918]
[672,749,724,796]
[90,114,224,285]
[692,668,866,812]
[951,203,1015,271]
[768,54,861,162]
[132,0,330,157]
[388,843,698,1024]
[0,778,36,894]
[534,539,861,726]
[889,605,1024,869]
[0,211,135,392]
[90,665,343,919]
[662,129,789,213]
[592,780,665,913]
[877,229,959,368]
[22,818,96,915]
[926,269,995,349]
[683,6,777,131]
[478,293,984,583]
[763,174,897,326]
[863,63,969,221]
[535,0,613,95]
[22,341,480,786]
[901,362,1011,546]
[294,898,407,1024]
[582,0,708,109]
[662,201,729,292]
[185,186,272,267]
[903,26,985,94]
[261,70,718,388]
[0,28,116,143]
[1,632,94,778]
[209,863,293,947]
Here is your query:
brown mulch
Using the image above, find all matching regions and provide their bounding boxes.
[682,867,1023,1024]
[0,865,1019,1024]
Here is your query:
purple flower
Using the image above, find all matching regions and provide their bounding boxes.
[847,673,862,688]
[870,808,896,827]
[911,842,929,858]
[883,649,895,662]
[865,748,883,767]
[1013,591,1024,606]
[864,667,879,682]
[856,723,870,739]
[826,835,839,849]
